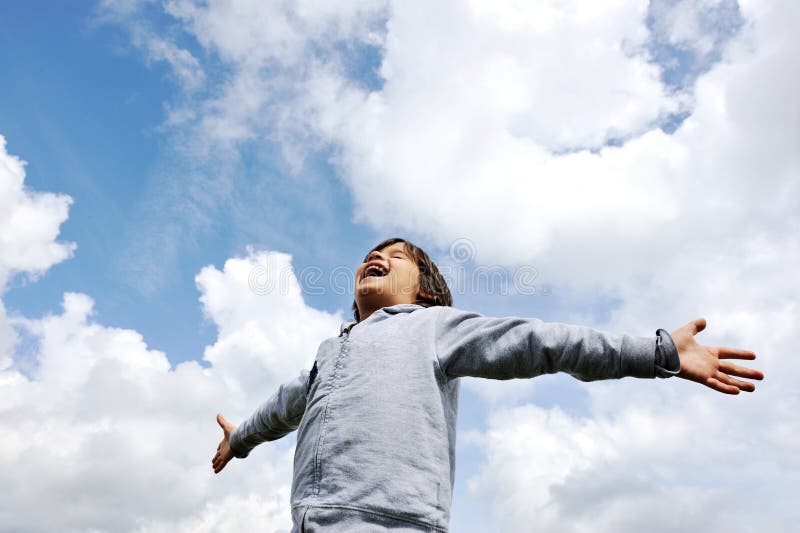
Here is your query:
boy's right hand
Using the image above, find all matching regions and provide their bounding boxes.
[671,318,764,394]
[212,413,236,474]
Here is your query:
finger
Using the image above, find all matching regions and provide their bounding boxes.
[217,413,226,429]
[691,317,707,335]
[716,346,757,360]
[718,361,765,380]
[706,376,740,395]
[716,371,756,392]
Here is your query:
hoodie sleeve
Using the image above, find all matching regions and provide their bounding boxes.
[229,367,312,458]
[654,328,681,378]
[434,306,662,382]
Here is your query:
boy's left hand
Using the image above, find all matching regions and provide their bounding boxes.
[212,413,236,474]
[671,318,765,394]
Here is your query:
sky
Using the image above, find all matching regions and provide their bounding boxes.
[0,0,797,531]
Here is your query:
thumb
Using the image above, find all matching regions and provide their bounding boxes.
[217,412,228,430]
[691,317,707,335]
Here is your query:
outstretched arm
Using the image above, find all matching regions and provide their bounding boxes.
[211,367,311,474]
[434,306,674,382]
[671,318,764,394]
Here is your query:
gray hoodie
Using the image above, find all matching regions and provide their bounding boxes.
[230,303,680,532]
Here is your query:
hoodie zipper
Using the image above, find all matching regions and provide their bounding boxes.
[313,323,352,496]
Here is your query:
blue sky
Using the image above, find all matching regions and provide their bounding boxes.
[0,0,741,369]
[0,4,542,529]
[1,1,796,531]
[3,2,370,363]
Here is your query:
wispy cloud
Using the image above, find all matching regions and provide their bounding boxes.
[93,0,388,296]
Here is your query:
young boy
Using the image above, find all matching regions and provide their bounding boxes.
[212,237,764,532]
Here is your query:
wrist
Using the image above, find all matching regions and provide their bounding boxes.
[654,328,681,378]
[228,425,249,458]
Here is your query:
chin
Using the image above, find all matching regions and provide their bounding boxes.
[356,281,389,296]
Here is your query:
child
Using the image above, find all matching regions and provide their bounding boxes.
[212,237,764,532]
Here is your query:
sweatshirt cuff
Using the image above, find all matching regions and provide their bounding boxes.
[654,328,681,378]
[229,425,250,459]
[620,334,658,378]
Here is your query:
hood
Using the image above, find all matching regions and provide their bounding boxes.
[339,303,426,336]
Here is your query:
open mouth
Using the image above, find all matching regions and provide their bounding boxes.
[362,263,389,280]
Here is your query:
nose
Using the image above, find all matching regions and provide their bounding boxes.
[366,250,385,262]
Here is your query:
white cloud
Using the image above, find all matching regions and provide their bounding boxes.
[164,0,388,65]
[462,249,799,530]
[275,0,796,297]
[2,231,342,531]
[99,0,389,154]
[449,4,798,527]
[462,389,797,532]
[95,0,390,296]
[195,246,342,405]
[0,135,75,291]
[96,0,797,291]
[296,2,795,529]
[88,0,798,530]
[0,135,75,370]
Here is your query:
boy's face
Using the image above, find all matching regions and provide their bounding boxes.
[354,241,426,316]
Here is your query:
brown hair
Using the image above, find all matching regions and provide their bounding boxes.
[352,237,453,322]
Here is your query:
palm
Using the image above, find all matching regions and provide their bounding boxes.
[212,413,236,474]
[671,318,764,394]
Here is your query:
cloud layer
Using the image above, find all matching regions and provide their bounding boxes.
[1,146,342,531]
[3,0,797,531]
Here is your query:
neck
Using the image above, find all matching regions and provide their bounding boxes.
[357,299,423,324]
[357,305,379,323]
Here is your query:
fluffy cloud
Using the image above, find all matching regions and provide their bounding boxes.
[0,145,342,532]
[463,234,799,529]
[462,385,798,533]
[446,4,798,529]
[461,220,798,504]
[195,247,341,406]
[0,135,74,291]
[0,135,75,369]
[295,0,797,285]
[97,0,797,288]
